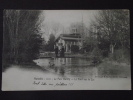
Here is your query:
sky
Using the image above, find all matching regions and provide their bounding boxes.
[40,10,98,40]
[42,10,98,27]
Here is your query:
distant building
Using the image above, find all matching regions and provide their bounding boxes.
[55,28,82,52]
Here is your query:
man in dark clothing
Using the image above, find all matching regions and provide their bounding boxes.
[55,46,58,57]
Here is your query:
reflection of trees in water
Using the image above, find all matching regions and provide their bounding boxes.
[52,58,66,76]
[48,58,99,77]
[52,66,65,76]
[67,65,95,77]
[59,67,65,76]
[54,58,90,66]
[37,58,130,78]
[54,67,58,73]
[54,58,67,66]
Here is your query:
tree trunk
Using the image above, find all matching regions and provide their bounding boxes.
[110,44,115,54]
[14,11,20,64]
[121,42,124,59]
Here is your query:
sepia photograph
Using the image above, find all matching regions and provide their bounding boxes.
[2,10,131,90]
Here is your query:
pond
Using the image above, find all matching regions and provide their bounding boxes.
[34,57,131,78]
[2,57,131,90]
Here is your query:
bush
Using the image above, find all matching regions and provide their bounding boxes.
[91,47,103,62]
[71,45,79,53]
[109,49,130,63]
[102,50,109,57]
[3,10,42,65]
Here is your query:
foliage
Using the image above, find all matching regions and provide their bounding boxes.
[83,36,97,52]
[91,46,102,62]
[86,10,130,62]
[95,10,129,53]
[3,10,43,64]
[71,45,79,53]
[109,48,130,63]
[45,33,55,51]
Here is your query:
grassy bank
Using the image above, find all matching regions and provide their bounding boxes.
[97,60,131,77]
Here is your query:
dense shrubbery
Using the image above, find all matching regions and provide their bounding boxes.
[90,47,103,62]
[3,10,43,65]
[45,34,55,52]
[84,10,130,64]
[109,48,130,63]
[71,45,79,53]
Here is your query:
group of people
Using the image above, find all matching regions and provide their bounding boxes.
[54,46,65,57]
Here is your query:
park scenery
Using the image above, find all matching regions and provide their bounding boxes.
[2,10,131,90]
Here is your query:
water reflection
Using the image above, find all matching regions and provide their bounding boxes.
[35,58,97,77]
[34,58,130,78]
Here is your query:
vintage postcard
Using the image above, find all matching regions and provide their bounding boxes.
[2,10,131,90]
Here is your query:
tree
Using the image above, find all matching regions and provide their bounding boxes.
[51,22,63,37]
[83,22,99,53]
[68,22,89,51]
[41,22,63,40]
[71,45,79,53]
[46,33,55,51]
[91,10,130,55]
[3,10,43,65]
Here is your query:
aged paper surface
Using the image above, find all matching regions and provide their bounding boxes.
[2,10,131,90]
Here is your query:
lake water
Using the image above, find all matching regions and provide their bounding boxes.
[34,58,131,78]
[2,58,131,90]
